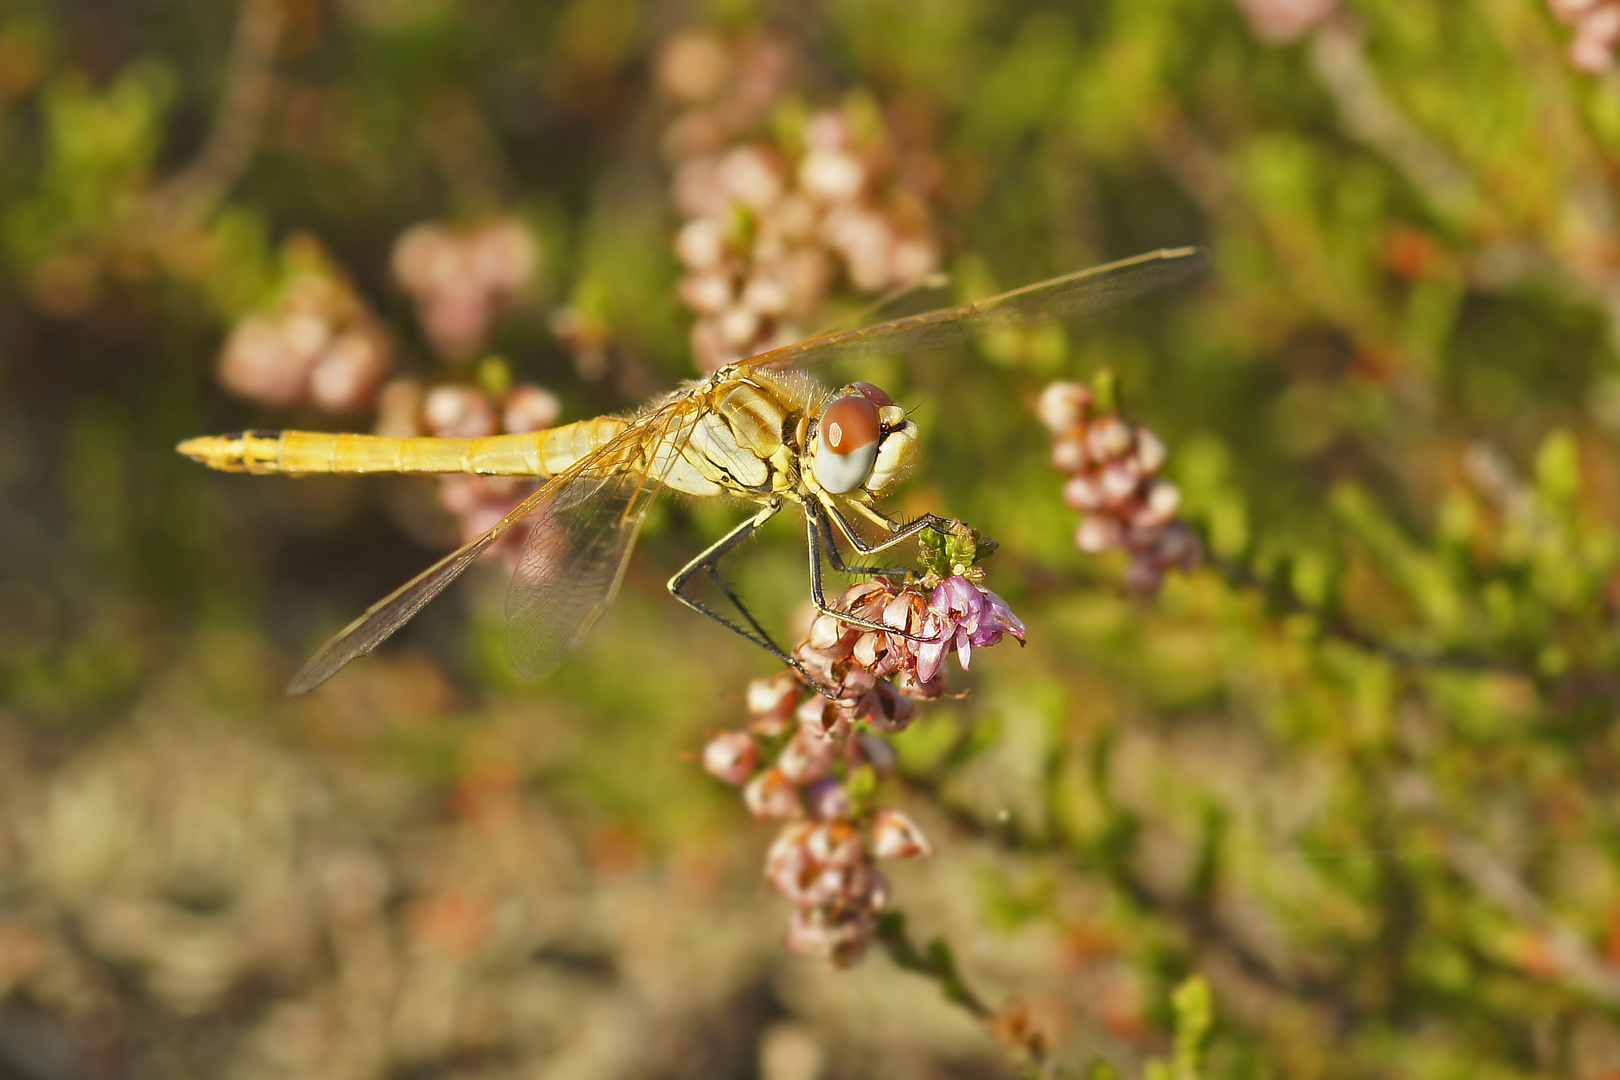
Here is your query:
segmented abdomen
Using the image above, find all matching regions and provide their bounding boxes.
[176,416,629,477]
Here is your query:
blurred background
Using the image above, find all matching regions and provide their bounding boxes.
[5,0,1620,1076]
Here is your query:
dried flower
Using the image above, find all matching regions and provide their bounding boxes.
[392,217,539,360]
[659,32,943,371]
[1040,379,1203,595]
[699,521,1022,967]
[217,253,392,414]
[1549,0,1620,71]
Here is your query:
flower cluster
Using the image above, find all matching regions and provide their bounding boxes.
[657,30,944,371]
[391,217,539,361]
[374,371,560,559]
[1549,0,1620,71]
[702,525,1023,966]
[216,244,393,414]
[214,223,559,565]
[1038,380,1202,595]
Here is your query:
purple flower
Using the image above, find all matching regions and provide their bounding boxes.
[915,576,1026,683]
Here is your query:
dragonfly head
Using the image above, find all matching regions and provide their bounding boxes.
[812,382,917,497]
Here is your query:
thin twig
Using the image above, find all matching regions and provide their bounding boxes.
[874,911,1053,1072]
[147,0,283,224]
[1309,19,1479,223]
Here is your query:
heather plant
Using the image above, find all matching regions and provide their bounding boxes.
[6,1,1620,1077]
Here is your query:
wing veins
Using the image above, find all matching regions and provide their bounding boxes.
[287,405,684,695]
[746,246,1205,372]
[502,397,698,681]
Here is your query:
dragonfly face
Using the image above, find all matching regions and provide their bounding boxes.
[808,381,917,497]
[178,246,1206,693]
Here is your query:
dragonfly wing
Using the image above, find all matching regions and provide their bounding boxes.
[748,246,1206,372]
[504,405,690,682]
[287,481,556,695]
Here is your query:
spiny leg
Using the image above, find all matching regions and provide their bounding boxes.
[827,498,953,557]
[803,508,940,642]
[668,501,835,694]
[807,498,899,578]
[668,502,785,655]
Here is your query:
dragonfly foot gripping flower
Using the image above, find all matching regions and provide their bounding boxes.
[703,522,1019,966]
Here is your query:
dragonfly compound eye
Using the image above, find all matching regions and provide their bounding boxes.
[814,394,883,494]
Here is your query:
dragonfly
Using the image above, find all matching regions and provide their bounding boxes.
[178,246,1205,694]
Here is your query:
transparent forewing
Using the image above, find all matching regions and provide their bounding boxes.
[286,401,687,695]
[747,247,1206,373]
[287,480,559,695]
[504,401,693,681]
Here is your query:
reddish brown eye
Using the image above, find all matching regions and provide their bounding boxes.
[820,395,881,454]
[846,381,895,409]
[814,394,884,494]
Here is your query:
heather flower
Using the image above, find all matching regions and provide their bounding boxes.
[217,247,392,414]
[702,731,760,785]
[659,30,944,371]
[1040,379,1203,595]
[1549,0,1620,71]
[744,767,803,820]
[914,576,1027,684]
[700,520,1022,967]
[392,217,539,360]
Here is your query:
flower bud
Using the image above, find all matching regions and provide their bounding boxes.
[1063,474,1105,511]
[744,767,803,819]
[675,218,728,270]
[1086,416,1133,460]
[703,730,761,785]
[872,808,934,859]
[805,779,854,820]
[1037,381,1090,433]
[1135,428,1168,473]
[1138,480,1182,526]
[424,385,498,438]
[502,384,561,434]
[1051,436,1089,473]
[1077,516,1124,554]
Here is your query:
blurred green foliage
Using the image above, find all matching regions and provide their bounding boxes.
[5,0,1620,1077]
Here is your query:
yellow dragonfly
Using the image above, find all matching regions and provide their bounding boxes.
[179,247,1205,694]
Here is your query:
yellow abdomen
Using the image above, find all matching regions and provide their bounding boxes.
[176,417,628,477]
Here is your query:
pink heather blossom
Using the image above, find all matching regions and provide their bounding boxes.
[1040,380,1204,595]
[702,731,760,785]
[871,808,934,859]
[744,767,803,819]
[699,528,1024,966]
[785,905,878,968]
[914,576,1027,684]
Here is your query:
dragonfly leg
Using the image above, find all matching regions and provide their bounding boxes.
[824,498,953,564]
[806,499,902,578]
[805,513,940,645]
[668,501,839,696]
